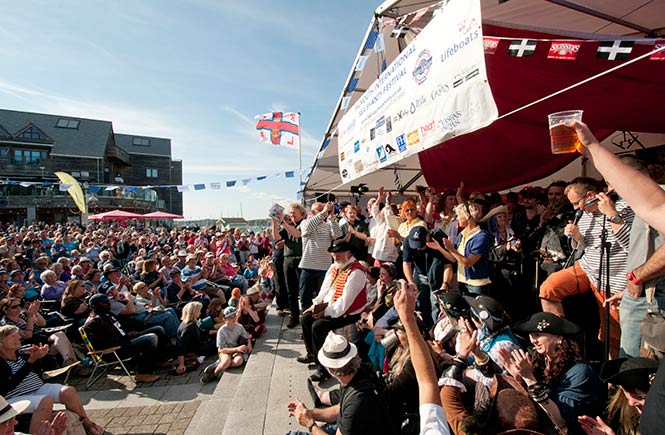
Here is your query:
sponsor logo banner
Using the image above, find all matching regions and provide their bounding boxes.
[651,40,665,61]
[483,37,500,54]
[337,0,497,182]
[547,41,581,60]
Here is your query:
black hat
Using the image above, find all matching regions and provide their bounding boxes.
[435,290,469,319]
[89,293,109,307]
[328,239,351,253]
[9,269,23,277]
[601,357,659,392]
[0,269,7,275]
[102,267,120,278]
[464,295,509,331]
[515,312,580,336]
[388,313,428,338]
[407,226,428,249]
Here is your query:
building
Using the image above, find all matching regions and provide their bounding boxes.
[0,108,183,224]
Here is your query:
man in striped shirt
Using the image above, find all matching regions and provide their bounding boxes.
[540,177,634,352]
[297,240,367,383]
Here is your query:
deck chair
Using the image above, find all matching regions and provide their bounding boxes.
[78,326,135,388]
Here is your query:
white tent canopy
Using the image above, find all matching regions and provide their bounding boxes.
[302,0,665,202]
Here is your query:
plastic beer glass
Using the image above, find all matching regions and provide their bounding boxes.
[548,110,583,154]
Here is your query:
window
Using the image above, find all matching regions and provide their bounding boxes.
[71,171,81,178]
[133,137,150,146]
[11,149,44,166]
[16,127,44,141]
[0,149,8,156]
[146,168,158,178]
[80,171,90,179]
[55,119,80,129]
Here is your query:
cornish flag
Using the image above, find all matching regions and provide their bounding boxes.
[596,40,634,60]
[255,112,300,149]
[508,39,537,57]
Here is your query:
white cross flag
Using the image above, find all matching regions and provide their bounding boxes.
[596,40,634,60]
[508,39,537,57]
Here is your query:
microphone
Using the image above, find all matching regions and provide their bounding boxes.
[568,210,583,242]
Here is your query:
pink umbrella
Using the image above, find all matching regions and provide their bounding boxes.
[88,210,145,221]
[142,211,184,219]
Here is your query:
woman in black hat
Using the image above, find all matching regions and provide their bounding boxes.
[578,357,659,435]
[499,312,604,435]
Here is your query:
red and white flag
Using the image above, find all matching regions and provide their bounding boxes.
[483,37,500,55]
[547,41,582,60]
[255,112,300,149]
[651,40,665,60]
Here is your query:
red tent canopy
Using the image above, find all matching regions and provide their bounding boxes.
[419,25,665,192]
[88,210,145,221]
[142,211,184,219]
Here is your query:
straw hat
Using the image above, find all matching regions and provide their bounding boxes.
[318,332,358,369]
[0,396,30,423]
[479,205,509,223]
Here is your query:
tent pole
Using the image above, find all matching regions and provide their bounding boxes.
[544,0,655,36]
[399,170,423,194]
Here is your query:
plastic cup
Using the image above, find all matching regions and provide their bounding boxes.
[548,110,583,154]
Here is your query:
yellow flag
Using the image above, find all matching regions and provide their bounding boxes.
[54,172,87,214]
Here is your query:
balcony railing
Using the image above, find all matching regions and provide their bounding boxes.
[106,145,131,165]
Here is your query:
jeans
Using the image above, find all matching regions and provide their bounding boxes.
[414,273,434,329]
[135,308,180,338]
[619,286,665,357]
[287,423,336,435]
[299,268,326,311]
[127,325,163,374]
[460,282,491,296]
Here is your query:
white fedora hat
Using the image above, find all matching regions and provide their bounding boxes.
[317,332,357,369]
[0,396,30,424]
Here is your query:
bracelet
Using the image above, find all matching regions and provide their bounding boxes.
[474,352,489,365]
[527,383,549,403]
[308,421,317,432]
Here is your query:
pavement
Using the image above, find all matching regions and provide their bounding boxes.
[58,304,321,435]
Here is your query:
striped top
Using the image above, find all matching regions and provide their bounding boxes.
[6,356,44,399]
[575,200,634,293]
[298,213,342,271]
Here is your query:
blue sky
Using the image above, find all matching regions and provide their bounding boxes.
[0,0,378,219]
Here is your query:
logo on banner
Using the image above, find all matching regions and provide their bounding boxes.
[353,161,364,173]
[386,116,393,133]
[396,134,407,152]
[393,108,410,124]
[547,41,581,60]
[370,128,376,140]
[407,129,420,147]
[375,116,386,135]
[483,37,500,54]
[342,169,348,178]
[413,50,433,84]
[430,82,450,101]
[420,120,436,140]
[650,40,665,60]
[385,144,397,155]
[457,17,478,35]
[353,141,360,153]
[410,95,427,114]
[453,66,479,88]
[376,146,387,162]
[438,111,463,132]
[340,152,346,161]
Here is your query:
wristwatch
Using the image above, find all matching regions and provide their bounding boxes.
[608,214,623,224]
[626,271,642,285]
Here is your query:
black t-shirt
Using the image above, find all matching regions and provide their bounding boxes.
[338,365,396,435]
[279,224,302,258]
[641,358,665,435]
[402,228,451,274]
[341,219,370,262]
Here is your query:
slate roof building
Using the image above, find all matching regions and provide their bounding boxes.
[0,108,183,224]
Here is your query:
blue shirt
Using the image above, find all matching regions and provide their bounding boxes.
[455,228,492,281]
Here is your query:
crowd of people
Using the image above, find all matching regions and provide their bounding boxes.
[1,120,665,434]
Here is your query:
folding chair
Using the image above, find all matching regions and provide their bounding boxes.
[78,326,135,388]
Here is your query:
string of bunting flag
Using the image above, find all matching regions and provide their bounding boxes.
[0,169,305,193]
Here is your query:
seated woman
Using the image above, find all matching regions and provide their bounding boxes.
[165,268,209,314]
[237,285,268,340]
[499,312,605,435]
[139,259,167,297]
[0,298,80,369]
[579,357,660,435]
[60,280,90,326]
[0,325,103,435]
[173,302,217,375]
[39,270,66,303]
[83,268,101,294]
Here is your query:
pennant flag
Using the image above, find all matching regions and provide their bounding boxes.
[89,186,102,193]
[285,171,295,178]
[226,181,236,187]
[193,184,206,191]
[381,59,387,72]
[364,31,379,50]
[241,178,252,186]
[391,26,409,38]
[59,183,72,192]
[355,55,368,72]
[19,182,34,187]
[209,183,221,190]
[650,40,665,60]
[105,186,119,191]
[41,182,52,187]
[596,40,634,60]
[176,185,190,192]
[341,96,351,110]
[483,37,500,55]
[508,39,537,57]
[256,176,267,181]
[348,78,359,93]
[547,41,581,60]
[374,34,385,53]
[409,7,429,24]
[255,112,300,149]
[124,187,138,193]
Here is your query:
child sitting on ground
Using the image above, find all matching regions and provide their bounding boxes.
[200,306,252,384]
[228,287,241,307]
[256,264,274,301]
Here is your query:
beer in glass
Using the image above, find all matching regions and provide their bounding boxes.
[548,110,583,154]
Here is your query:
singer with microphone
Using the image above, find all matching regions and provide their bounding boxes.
[539,177,634,357]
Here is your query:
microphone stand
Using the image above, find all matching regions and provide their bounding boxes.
[599,217,612,362]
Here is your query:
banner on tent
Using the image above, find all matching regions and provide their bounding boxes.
[337,0,497,183]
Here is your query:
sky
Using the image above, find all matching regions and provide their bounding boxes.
[0,0,379,219]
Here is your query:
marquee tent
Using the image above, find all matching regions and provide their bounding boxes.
[142,211,184,219]
[302,0,665,200]
[88,210,145,221]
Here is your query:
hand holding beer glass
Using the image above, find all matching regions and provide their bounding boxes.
[548,110,583,154]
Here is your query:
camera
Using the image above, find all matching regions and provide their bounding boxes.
[415,185,427,194]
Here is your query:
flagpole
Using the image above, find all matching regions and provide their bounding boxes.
[298,111,302,195]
